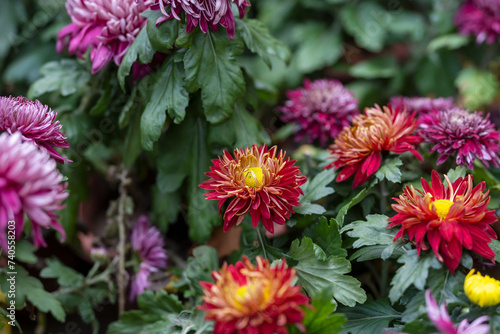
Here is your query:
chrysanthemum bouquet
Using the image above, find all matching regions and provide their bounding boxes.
[1,0,500,333]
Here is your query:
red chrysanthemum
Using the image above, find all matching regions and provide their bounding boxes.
[388,170,498,273]
[199,144,306,234]
[278,79,359,147]
[418,108,500,169]
[57,0,152,74]
[0,132,68,250]
[198,256,311,334]
[152,0,250,39]
[455,0,500,44]
[0,96,70,164]
[325,105,423,188]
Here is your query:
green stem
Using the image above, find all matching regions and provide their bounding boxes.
[256,228,268,260]
[379,180,390,296]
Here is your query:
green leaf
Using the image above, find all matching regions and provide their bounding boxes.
[304,217,347,258]
[208,102,270,149]
[341,214,393,247]
[297,288,346,334]
[490,239,500,263]
[107,290,183,334]
[375,158,403,183]
[289,237,366,307]
[455,67,499,110]
[415,52,460,97]
[0,266,65,322]
[338,297,401,334]
[15,240,36,264]
[117,27,155,90]
[295,170,335,215]
[446,166,467,183]
[151,185,181,233]
[27,59,90,98]
[387,12,425,41]
[143,10,179,53]
[185,246,219,296]
[350,243,406,262]
[340,3,387,52]
[184,30,245,123]
[428,34,470,52]
[335,179,377,227]
[291,23,343,73]
[141,55,188,150]
[236,18,290,68]
[349,57,399,79]
[389,250,442,304]
[40,258,85,287]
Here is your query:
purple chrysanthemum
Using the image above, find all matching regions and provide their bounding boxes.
[425,290,490,334]
[455,0,500,44]
[152,0,250,39]
[418,108,500,169]
[278,79,359,147]
[129,215,168,301]
[57,0,152,74]
[390,96,455,120]
[0,96,70,164]
[0,132,68,250]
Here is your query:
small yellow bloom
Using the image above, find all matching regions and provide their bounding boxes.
[464,269,500,307]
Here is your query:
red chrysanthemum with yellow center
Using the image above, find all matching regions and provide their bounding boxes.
[199,144,306,234]
[198,256,310,334]
[388,170,498,273]
[325,105,423,188]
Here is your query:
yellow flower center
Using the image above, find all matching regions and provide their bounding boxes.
[244,167,263,188]
[233,282,271,311]
[464,269,500,307]
[430,199,454,219]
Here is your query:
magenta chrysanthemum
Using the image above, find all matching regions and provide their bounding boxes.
[57,0,152,73]
[0,96,70,164]
[152,0,250,39]
[389,96,455,119]
[129,215,168,301]
[418,108,500,169]
[278,79,359,147]
[425,290,490,334]
[455,0,500,44]
[0,132,68,250]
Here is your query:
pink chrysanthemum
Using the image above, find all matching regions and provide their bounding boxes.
[418,108,500,169]
[0,132,68,250]
[425,290,490,334]
[388,171,497,273]
[199,256,311,334]
[57,0,152,74]
[325,105,423,188]
[129,215,168,301]
[152,0,250,39]
[455,0,500,44]
[200,145,306,234]
[0,96,70,164]
[278,79,359,147]
[389,96,455,119]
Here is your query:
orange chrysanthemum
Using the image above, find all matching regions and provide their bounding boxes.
[388,171,498,273]
[198,256,311,334]
[199,144,306,233]
[325,105,423,188]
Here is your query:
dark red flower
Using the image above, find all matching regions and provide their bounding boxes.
[325,105,422,188]
[199,256,310,334]
[199,145,306,234]
[388,171,497,273]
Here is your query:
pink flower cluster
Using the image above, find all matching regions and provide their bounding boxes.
[0,96,69,250]
[455,0,500,44]
[129,215,168,301]
[418,108,500,169]
[279,79,359,147]
[57,0,153,73]
[152,0,250,39]
[389,96,455,120]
